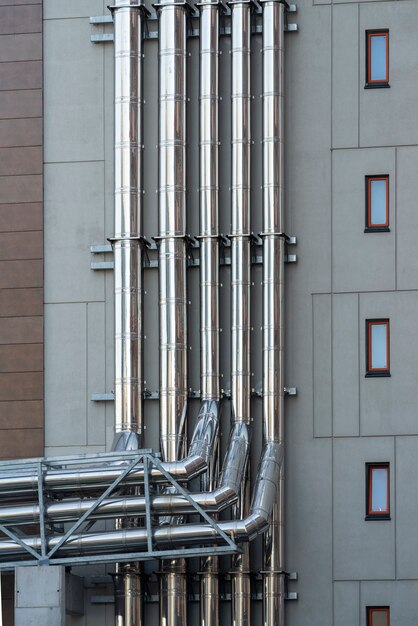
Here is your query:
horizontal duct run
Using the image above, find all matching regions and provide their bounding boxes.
[0,442,282,563]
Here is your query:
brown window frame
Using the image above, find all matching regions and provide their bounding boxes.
[366,319,390,377]
[366,463,390,520]
[367,606,390,626]
[366,30,390,88]
[365,175,390,232]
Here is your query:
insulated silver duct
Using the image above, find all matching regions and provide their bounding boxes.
[156,0,189,623]
[229,1,252,623]
[260,1,285,624]
[111,2,147,624]
[111,0,144,454]
[198,1,221,625]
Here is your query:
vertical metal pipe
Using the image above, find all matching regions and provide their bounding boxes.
[112,0,145,453]
[111,3,146,624]
[260,2,285,624]
[199,0,220,405]
[229,2,252,624]
[113,567,142,626]
[157,0,188,465]
[156,1,188,624]
[198,3,221,625]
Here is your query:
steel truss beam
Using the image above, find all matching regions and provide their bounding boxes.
[0,450,240,570]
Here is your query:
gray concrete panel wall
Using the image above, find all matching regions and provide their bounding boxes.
[333,293,360,437]
[360,291,418,437]
[333,437,395,581]
[332,148,396,293]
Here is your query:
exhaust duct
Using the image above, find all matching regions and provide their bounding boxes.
[229,1,253,623]
[198,1,222,625]
[110,1,148,624]
[155,1,189,624]
[260,2,286,624]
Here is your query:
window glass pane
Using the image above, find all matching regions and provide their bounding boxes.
[371,324,387,369]
[371,469,388,512]
[370,179,387,225]
[371,35,387,81]
[371,609,389,626]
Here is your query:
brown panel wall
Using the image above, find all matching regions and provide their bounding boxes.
[0,1,43,463]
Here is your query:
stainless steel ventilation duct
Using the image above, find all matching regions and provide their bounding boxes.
[229,1,252,623]
[111,1,147,624]
[198,1,221,625]
[112,0,144,454]
[156,0,189,624]
[260,2,286,624]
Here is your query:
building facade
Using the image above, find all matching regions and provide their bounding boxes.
[1,0,418,624]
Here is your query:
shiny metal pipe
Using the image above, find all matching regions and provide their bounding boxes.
[157,1,188,464]
[156,1,189,623]
[260,2,285,624]
[0,443,282,560]
[111,3,147,623]
[229,2,253,624]
[199,0,220,404]
[198,2,221,624]
[112,0,145,451]
[159,561,187,626]
[113,566,142,626]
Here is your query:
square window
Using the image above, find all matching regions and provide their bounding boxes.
[365,176,389,232]
[366,30,389,88]
[366,464,390,520]
[367,606,390,626]
[366,319,390,377]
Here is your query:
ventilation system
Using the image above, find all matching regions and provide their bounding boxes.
[0,0,297,624]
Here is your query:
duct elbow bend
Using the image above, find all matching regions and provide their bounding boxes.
[111,430,142,452]
[196,486,239,512]
[188,400,220,463]
[244,512,270,541]
[170,400,220,481]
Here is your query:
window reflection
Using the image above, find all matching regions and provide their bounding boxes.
[370,35,387,81]
[371,467,388,512]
